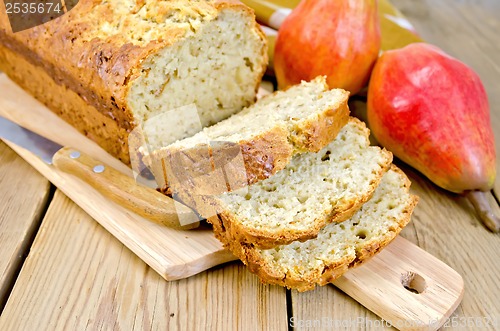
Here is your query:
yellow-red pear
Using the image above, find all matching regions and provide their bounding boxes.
[274,0,381,95]
[368,43,496,194]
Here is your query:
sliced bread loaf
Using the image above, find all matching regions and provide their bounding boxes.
[144,77,350,189]
[212,166,418,292]
[0,0,268,164]
[207,118,393,248]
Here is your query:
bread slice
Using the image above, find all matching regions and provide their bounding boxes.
[0,0,268,164]
[207,118,393,248]
[144,77,350,189]
[212,166,418,292]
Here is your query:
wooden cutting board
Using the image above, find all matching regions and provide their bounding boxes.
[0,74,463,330]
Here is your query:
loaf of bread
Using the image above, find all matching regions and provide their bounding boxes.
[206,118,392,248]
[0,0,267,164]
[212,166,418,291]
[144,76,350,190]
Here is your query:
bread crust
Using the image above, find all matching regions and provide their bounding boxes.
[287,79,351,153]
[213,165,419,292]
[0,0,267,164]
[151,89,351,197]
[207,144,393,249]
[291,102,351,153]
[150,125,294,218]
[151,124,294,191]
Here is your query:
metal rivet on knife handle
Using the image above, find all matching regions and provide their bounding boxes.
[93,165,105,173]
[69,151,81,159]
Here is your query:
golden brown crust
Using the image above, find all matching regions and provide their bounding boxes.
[211,165,419,292]
[209,212,352,292]
[291,101,350,153]
[348,197,419,272]
[239,125,294,185]
[148,125,293,199]
[289,86,351,153]
[207,146,393,249]
[0,0,267,164]
[350,166,419,268]
[0,44,132,163]
[152,89,351,196]
[243,97,350,182]
[0,0,163,131]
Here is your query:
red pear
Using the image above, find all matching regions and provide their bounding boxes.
[368,43,498,231]
[274,0,380,95]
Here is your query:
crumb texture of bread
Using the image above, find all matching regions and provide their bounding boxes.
[217,166,418,292]
[128,6,268,145]
[147,77,351,189]
[209,118,393,248]
[160,77,348,151]
[0,0,267,163]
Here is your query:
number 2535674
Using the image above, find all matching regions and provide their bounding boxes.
[5,2,61,14]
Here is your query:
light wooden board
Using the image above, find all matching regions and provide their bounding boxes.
[291,235,465,331]
[0,190,289,330]
[0,141,50,310]
[333,236,464,330]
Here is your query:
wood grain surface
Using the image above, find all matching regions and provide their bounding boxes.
[332,236,464,330]
[0,191,288,331]
[386,1,500,327]
[0,0,499,330]
[0,142,50,310]
[0,72,467,329]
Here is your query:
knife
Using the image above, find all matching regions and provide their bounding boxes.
[0,115,200,230]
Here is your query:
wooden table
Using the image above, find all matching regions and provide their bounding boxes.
[0,1,499,330]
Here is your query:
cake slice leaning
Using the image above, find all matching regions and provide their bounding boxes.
[144,76,350,190]
[208,118,393,248]
[212,166,418,292]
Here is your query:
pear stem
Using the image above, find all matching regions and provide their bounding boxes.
[465,190,500,233]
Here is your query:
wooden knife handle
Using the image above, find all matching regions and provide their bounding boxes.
[52,147,200,230]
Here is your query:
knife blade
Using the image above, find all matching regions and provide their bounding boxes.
[0,115,200,230]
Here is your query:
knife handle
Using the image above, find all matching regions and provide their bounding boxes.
[52,147,200,230]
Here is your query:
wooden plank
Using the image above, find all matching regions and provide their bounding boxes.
[332,236,464,331]
[291,288,395,330]
[0,142,50,309]
[390,0,500,198]
[0,190,288,330]
[292,1,500,328]
[290,237,464,330]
